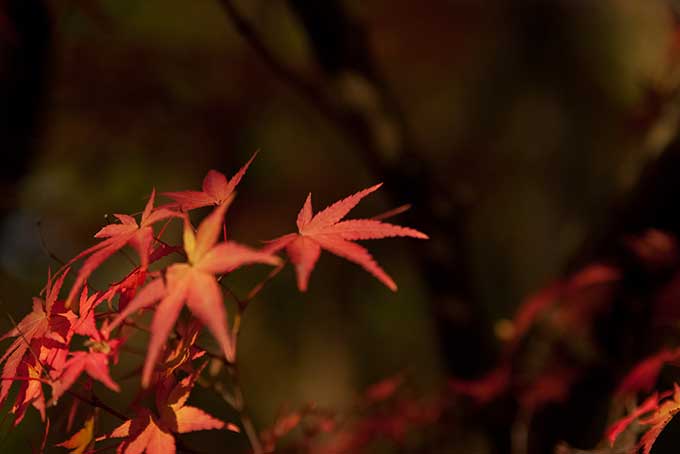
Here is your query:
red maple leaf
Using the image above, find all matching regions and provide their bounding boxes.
[10,339,51,425]
[0,269,75,407]
[162,151,257,211]
[50,337,122,404]
[449,364,511,405]
[104,201,280,386]
[518,365,579,412]
[508,264,620,345]
[615,348,680,398]
[264,184,427,291]
[100,368,238,454]
[65,189,178,306]
[71,287,102,342]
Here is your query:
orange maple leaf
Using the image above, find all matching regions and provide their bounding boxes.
[57,416,94,454]
[162,151,257,211]
[104,201,280,386]
[0,269,75,406]
[264,184,427,291]
[100,368,238,454]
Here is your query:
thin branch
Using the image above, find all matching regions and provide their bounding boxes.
[212,381,237,408]
[123,319,151,335]
[245,261,285,304]
[228,364,264,454]
[65,389,127,422]
[213,262,287,453]
[37,220,67,266]
[215,0,493,382]
[117,248,138,268]
[216,0,341,126]
[220,261,287,313]
[220,281,243,308]
[36,220,100,294]
[155,218,174,244]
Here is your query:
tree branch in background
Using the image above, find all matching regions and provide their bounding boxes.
[217,0,498,381]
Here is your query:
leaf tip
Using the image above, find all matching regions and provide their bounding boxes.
[226,422,241,433]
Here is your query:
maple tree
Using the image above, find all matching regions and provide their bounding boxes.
[0,154,428,453]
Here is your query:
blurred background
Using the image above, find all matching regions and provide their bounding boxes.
[2,0,680,452]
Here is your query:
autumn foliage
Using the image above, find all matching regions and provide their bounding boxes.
[9,154,680,454]
[0,154,429,453]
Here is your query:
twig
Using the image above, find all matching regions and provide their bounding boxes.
[228,364,264,454]
[36,220,100,294]
[123,319,151,335]
[213,381,237,408]
[371,204,411,221]
[65,390,127,422]
[37,220,67,266]
[220,261,287,313]
[213,262,286,453]
[216,0,341,127]
[245,261,286,305]
[215,0,494,386]
[220,281,243,308]
[117,249,138,268]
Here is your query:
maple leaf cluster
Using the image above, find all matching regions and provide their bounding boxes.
[0,153,427,453]
[443,228,680,453]
[259,374,443,454]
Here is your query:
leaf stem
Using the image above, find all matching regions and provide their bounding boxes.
[216,263,286,454]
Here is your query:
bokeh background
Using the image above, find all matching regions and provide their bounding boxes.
[2,0,680,452]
